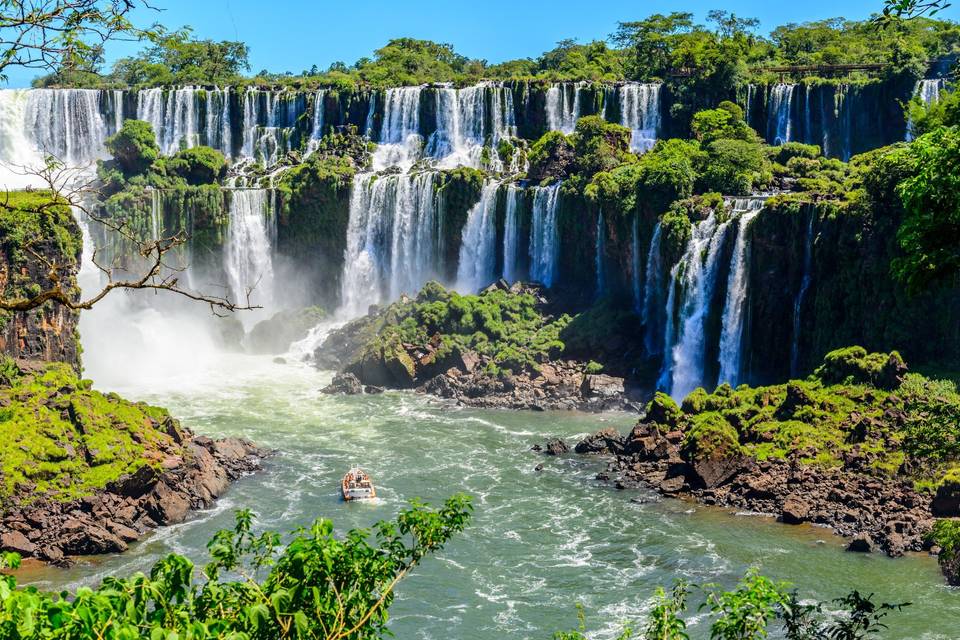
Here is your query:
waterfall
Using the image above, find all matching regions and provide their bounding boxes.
[631,217,642,311]
[619,83,661,152]
[0,90,44,188]
[546,83,583,134]
[340,171,438,316]
[658,213,732,399]
[456,181,501,292]
[716,199,765,387]
[240,89,304,167]
[790,212,816,377]
[427,83,516,170]
[23,89,109,166]
[224,189,276,313]
[502,184,521,283]
[595,211,606,296]
[205,87,232,155]
[835,85,853,161]
[642,222,663,356]
[906,79,946,141]
[529,182,561,288]
[768,83,795,145]
[149,188,163,240]
[137,87,199,155]
[374,86,423,170]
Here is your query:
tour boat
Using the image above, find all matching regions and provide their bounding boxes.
[341,467,377,501]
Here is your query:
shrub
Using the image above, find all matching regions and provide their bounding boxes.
[167,146,228,185]
[105,119,160,177]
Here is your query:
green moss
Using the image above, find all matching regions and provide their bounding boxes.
[684,412,742,460]
[0,359,182,504]
[928,519,960,560]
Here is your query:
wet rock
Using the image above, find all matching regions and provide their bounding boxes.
[580,374,624,399]
[364,385,385,394]
[847,533,875,553]
[575,428,624,455]
[534,463,544,472]
[544,439,569,456]
[321,372,364,395]
[1,531,36,555]
[781,495,811,525]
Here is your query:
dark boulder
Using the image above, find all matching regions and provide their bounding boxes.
[544,439,570,456]
[321,372,364,395]
[781,495,811,524]
[575,427,624,455]
[847,533,875,553]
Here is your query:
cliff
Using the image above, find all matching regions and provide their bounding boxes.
[0,191,82,369]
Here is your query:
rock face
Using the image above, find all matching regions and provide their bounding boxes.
[321,372,364,395]
[575,422,935,558]
[0,195,82,370]
[247,307,327,355]
[0,435,263,565]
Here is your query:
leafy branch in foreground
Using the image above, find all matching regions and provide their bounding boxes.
[555,569,910,640]
[0,494,473,639]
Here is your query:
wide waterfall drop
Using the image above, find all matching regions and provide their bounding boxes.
[24,89,109,166]
[642,222,664,355]
[658,213,732,399]
[240,89,304,167]
[791,212,816,377]
[529,183,561,287]
[204,87,232,155]
[374,86,424,170]
[456,181,501,292]
[427,83,516,170]
[502,184,522,283]
[224,189,276,321]
[137,87,203,155]
[768,83,795,145]
[306,89,326,153]
[340,171,438,316]
[546,83,583,134]
[619,83,661,152]
[0,90,45,188]
[595,211,606,296]
[716,199,765,387]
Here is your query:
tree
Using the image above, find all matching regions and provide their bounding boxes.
[893,126,960,292]
[0,0,154,81]
[877,0,952,24]
[112,27,250,86]
[105,119,160,177]
[611,12,695,80]
[0,496,473,639]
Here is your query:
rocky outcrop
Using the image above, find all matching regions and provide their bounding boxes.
[246,306,327,355]
[0,434,263,565]
[0,193,82,370]
[321,372,364,395]
[418,360,637,412]
[577,422,934,557]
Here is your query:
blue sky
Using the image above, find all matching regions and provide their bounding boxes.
[4,0,957,86]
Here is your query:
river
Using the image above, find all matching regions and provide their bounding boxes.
[18,342,959,640]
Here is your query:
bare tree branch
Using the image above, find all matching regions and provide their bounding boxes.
[0,157,260,315]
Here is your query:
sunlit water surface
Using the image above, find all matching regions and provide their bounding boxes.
[20,353,959,639]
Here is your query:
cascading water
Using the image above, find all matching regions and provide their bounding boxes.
[502,184,522,283]
[306,89,327,154]
[790,212,816,377]
[546,83,584,134]
[426,83,516,170]
[529,183,561,288]
[456,181,501,292]
[642,222,664,356]
[716,198,765,387]
[631,217,642,311]
[23,89,109,166]
[340,171,438,316]
[906,79,947,141]
[658,213,732,399]
[768,83,795,145]
[619,83,661,152]
[138,87,199,155]
[595,211,606,296]
[374,86,423,170]
[224,189,276,318]
[241,89,304,167]
[0,90,45,188]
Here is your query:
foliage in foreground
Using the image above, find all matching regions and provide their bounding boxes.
[556,570,909,640]
[0,495,473,639]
